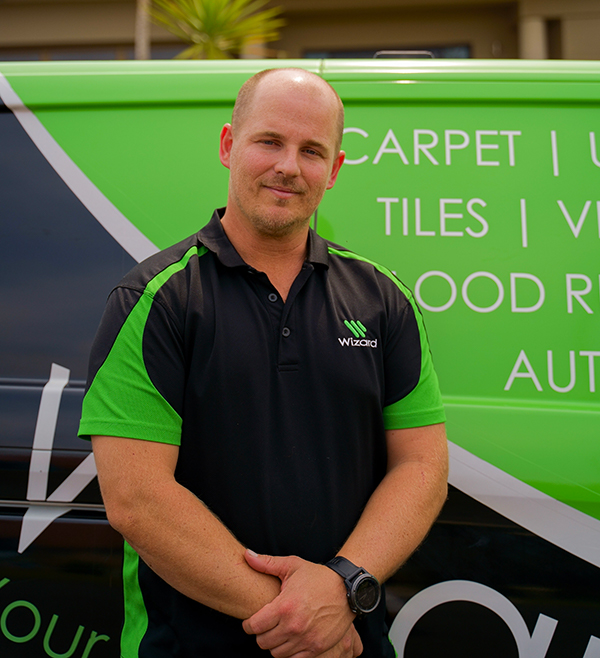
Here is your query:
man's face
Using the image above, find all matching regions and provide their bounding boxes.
[220,73,345,238]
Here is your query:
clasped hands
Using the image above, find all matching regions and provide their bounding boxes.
[242,550,363,658]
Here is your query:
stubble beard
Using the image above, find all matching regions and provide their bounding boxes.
[233,177,318,238]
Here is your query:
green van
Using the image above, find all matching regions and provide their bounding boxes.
[0,59,598,657]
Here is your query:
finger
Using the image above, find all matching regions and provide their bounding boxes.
[245,550,297,579]
[351,627,363,657]
[255,632,298,657]
[260,635,317,658]
[242,599,280,636]
[269,646,313,658]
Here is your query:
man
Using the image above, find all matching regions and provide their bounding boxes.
[79,68,448,658]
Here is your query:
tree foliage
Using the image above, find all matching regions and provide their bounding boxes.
[150,0,285,59]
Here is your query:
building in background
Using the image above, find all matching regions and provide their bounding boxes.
[0,0,599,61]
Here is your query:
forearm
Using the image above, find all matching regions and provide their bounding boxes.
[93,436,280,619]
[123,483,280,618]
[338,424,448,583]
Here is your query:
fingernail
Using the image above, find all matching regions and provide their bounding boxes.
[247,549,258,557]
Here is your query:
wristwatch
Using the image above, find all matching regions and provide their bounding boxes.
[325,556,381,616]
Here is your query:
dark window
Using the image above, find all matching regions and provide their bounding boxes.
[304,45,471,59]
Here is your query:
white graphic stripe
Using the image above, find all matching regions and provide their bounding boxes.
[0,73,157,263]
[20,364,99,552]
[18,505,73,554]
[584,636,600,658]
[449,441,600,568]
[47,452,97,503]
[27,363,70,501]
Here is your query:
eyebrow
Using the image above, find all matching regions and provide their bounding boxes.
[255,131,330,156]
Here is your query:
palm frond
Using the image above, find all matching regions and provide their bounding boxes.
[149,0,285,59]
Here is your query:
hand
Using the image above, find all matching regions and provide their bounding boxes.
[242,550,356,658]
[317,625,363,658]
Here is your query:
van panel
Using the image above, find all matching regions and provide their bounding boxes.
[1,60,599,657]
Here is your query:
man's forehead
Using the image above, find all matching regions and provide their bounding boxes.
[255,74,334,105]
[232,68,345,151]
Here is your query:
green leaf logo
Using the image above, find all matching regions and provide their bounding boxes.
[344,320,367,338]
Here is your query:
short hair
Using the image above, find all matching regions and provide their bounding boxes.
[231,68,345,153]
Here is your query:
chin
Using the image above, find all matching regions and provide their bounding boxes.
[253,213,310,238]
[249,205,313,237]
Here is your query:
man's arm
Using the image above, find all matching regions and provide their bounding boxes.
[337,422,449,581]
[91,435,281,618]
[243,423,448,657]
[93,435,362,657]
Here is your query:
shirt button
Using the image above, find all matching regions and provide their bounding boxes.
[268,293,278,302]
[282,327,291,337]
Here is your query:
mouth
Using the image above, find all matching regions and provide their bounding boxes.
[262,183,303,200]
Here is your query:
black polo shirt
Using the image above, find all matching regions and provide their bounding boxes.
[79,208,445,657]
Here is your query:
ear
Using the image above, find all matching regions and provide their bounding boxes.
[326,151,345,190]
[219,123,234,169]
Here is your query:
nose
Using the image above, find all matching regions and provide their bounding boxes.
[274,147,301,178]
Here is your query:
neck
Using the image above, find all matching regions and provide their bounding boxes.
[220,211,310,301]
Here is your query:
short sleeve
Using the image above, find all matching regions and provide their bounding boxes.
[78,285,183,445]
[381,281,446,430]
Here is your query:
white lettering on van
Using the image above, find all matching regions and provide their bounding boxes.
[372,129,409,165]
[444,130,469,164]
[566,274,594,314]
[415,198,435,236]
[379,197,488,238]
[389,580,600,658]
[580,351,600,392]
[504,350,600,394]
[416,270,506,313]
[558,200,592,238]
[510,273,545,313]
[504,350,544,391]
[520,198,528,248]
[347,128,521,166]
[414,270,600,316]
[463,272,504,313]
[415,271,457,313]
[501,131,521,166]
[439,198,489,238]
[439,199,463,236]
[389,580,559,658]
[377,197,398,236]
[548,350,576,393]
[416,270,546,314]
[591,132,600,168]
[465,199,489,237]
[551,130,559,176]
[414,130,439,165]
[476,130,500,166]
[342,127,369,165]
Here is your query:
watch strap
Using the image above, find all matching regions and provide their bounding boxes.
[325,556,363,582]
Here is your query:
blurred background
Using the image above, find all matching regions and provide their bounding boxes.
[0,0,599,63]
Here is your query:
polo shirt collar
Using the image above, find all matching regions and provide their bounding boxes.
[199,208,329,269]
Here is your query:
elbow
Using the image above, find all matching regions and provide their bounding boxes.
[99,478,148,541]
[102,491,137,538]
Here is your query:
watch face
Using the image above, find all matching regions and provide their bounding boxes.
[354,576,381,613]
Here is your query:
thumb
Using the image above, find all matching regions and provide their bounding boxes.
[244,549,298,580]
